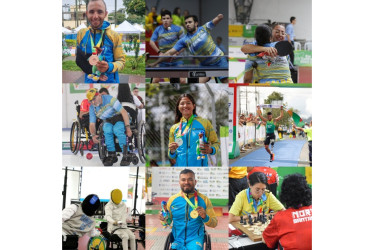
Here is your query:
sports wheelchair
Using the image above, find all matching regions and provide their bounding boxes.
[97,102,146,166]
[163,230,211,250]
[87,218,145,250]
[70,100,101,156]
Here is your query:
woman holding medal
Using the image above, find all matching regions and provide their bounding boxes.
[168,94,220,166]
[159,169,217,250]
[229,172,285,223]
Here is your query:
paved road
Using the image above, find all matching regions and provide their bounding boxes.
[230,139,307,167]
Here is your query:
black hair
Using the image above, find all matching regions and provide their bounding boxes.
[99,87,109,95]
[173,7,181,16]
[161,10,172,18]
[248,172,268,187]
[179,168,195,177]
[117,84,134,104]
[267,112,272,115]
[133,87,139,90]
[290,16,296,23]
[185,15,198,23]
[255,25,272,46]
[174,94,197,124]
[271,22,285,30]
[280,173,312,209]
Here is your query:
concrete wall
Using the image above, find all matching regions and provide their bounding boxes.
[229,0,312,41]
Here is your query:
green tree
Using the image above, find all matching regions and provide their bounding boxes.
[126,13,145,24]
[262,91,299,128]
[123,0,145,17]
[109,12,126,25]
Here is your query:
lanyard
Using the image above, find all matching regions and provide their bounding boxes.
[177,115,195,138]
[90,30,104,54]
[246,188,266,213]
[181,190,198,210]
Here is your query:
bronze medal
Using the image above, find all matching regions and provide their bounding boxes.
[190,209,198,219]
[89,55,99,65]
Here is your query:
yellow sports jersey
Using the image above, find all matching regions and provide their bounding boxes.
[229,167,247,179]
[229,189,284,215]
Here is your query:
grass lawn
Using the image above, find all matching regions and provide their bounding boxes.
[62,56,145,76]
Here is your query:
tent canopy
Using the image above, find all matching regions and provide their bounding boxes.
[73,23,87,33]
[114,20,141,34]
[62,27,73,34]
[133,23,145,32]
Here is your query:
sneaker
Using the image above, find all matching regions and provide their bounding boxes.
[270,154,275,162]
[103,152,118,166]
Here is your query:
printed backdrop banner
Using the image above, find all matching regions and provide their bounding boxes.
[152,167,229,203]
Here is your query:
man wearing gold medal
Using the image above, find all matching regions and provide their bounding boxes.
[76,0,125,83]
[159,169,217,250]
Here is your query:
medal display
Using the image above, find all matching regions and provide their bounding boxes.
[89,55,99,65]
[182,191,199,219]
[190,210,198,219]
[176,137,183,146]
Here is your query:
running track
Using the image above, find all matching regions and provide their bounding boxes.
[230,140,306,167]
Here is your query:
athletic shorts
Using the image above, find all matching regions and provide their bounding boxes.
[265,133,275,145]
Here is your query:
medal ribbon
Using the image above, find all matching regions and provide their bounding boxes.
[90,30,105,54]
[177,115,195,138]
[246,188,265,213]
[181,190,198,210]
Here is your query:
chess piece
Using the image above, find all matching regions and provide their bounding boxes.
[243,219,247,225]
[249,214,253,225]
[240,216,244,224]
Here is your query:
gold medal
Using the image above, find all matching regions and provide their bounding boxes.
[190,209,198,219]
[89,55,99,65]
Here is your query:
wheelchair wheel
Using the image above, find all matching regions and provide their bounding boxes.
[137,120,146,163]
[70,121,81,155]
[87,236,107,250]
[97,123,107,162]
[205,234,212,250]
[163,232,173,250]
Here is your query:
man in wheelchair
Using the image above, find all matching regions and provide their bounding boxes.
[62,194,101,249]
[159,169,217,250]
[104,189,136,250]
[87,88,133,166]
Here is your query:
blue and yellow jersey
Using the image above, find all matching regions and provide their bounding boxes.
[168,116,219,167]
[229,189,284,216]
[151,24,184,52]
[89,95,123,123]
[245,42,292,84]
[167,190,217,245]
[77,21,125,83]
[173,21,224,66]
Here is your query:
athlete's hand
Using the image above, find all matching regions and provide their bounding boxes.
[169,142,179,153]
[200,143,213,154]
[96,61,109,72]
[159,212,166,221]
[92,135,99,144]
[126,127,133,137]
[113,221,118,226]
[195,207,206,219]
[280,106,283,110]
[217,14,224,20]
[264,47,278,57]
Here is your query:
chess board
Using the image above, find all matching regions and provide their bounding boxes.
[231,221,266,242]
